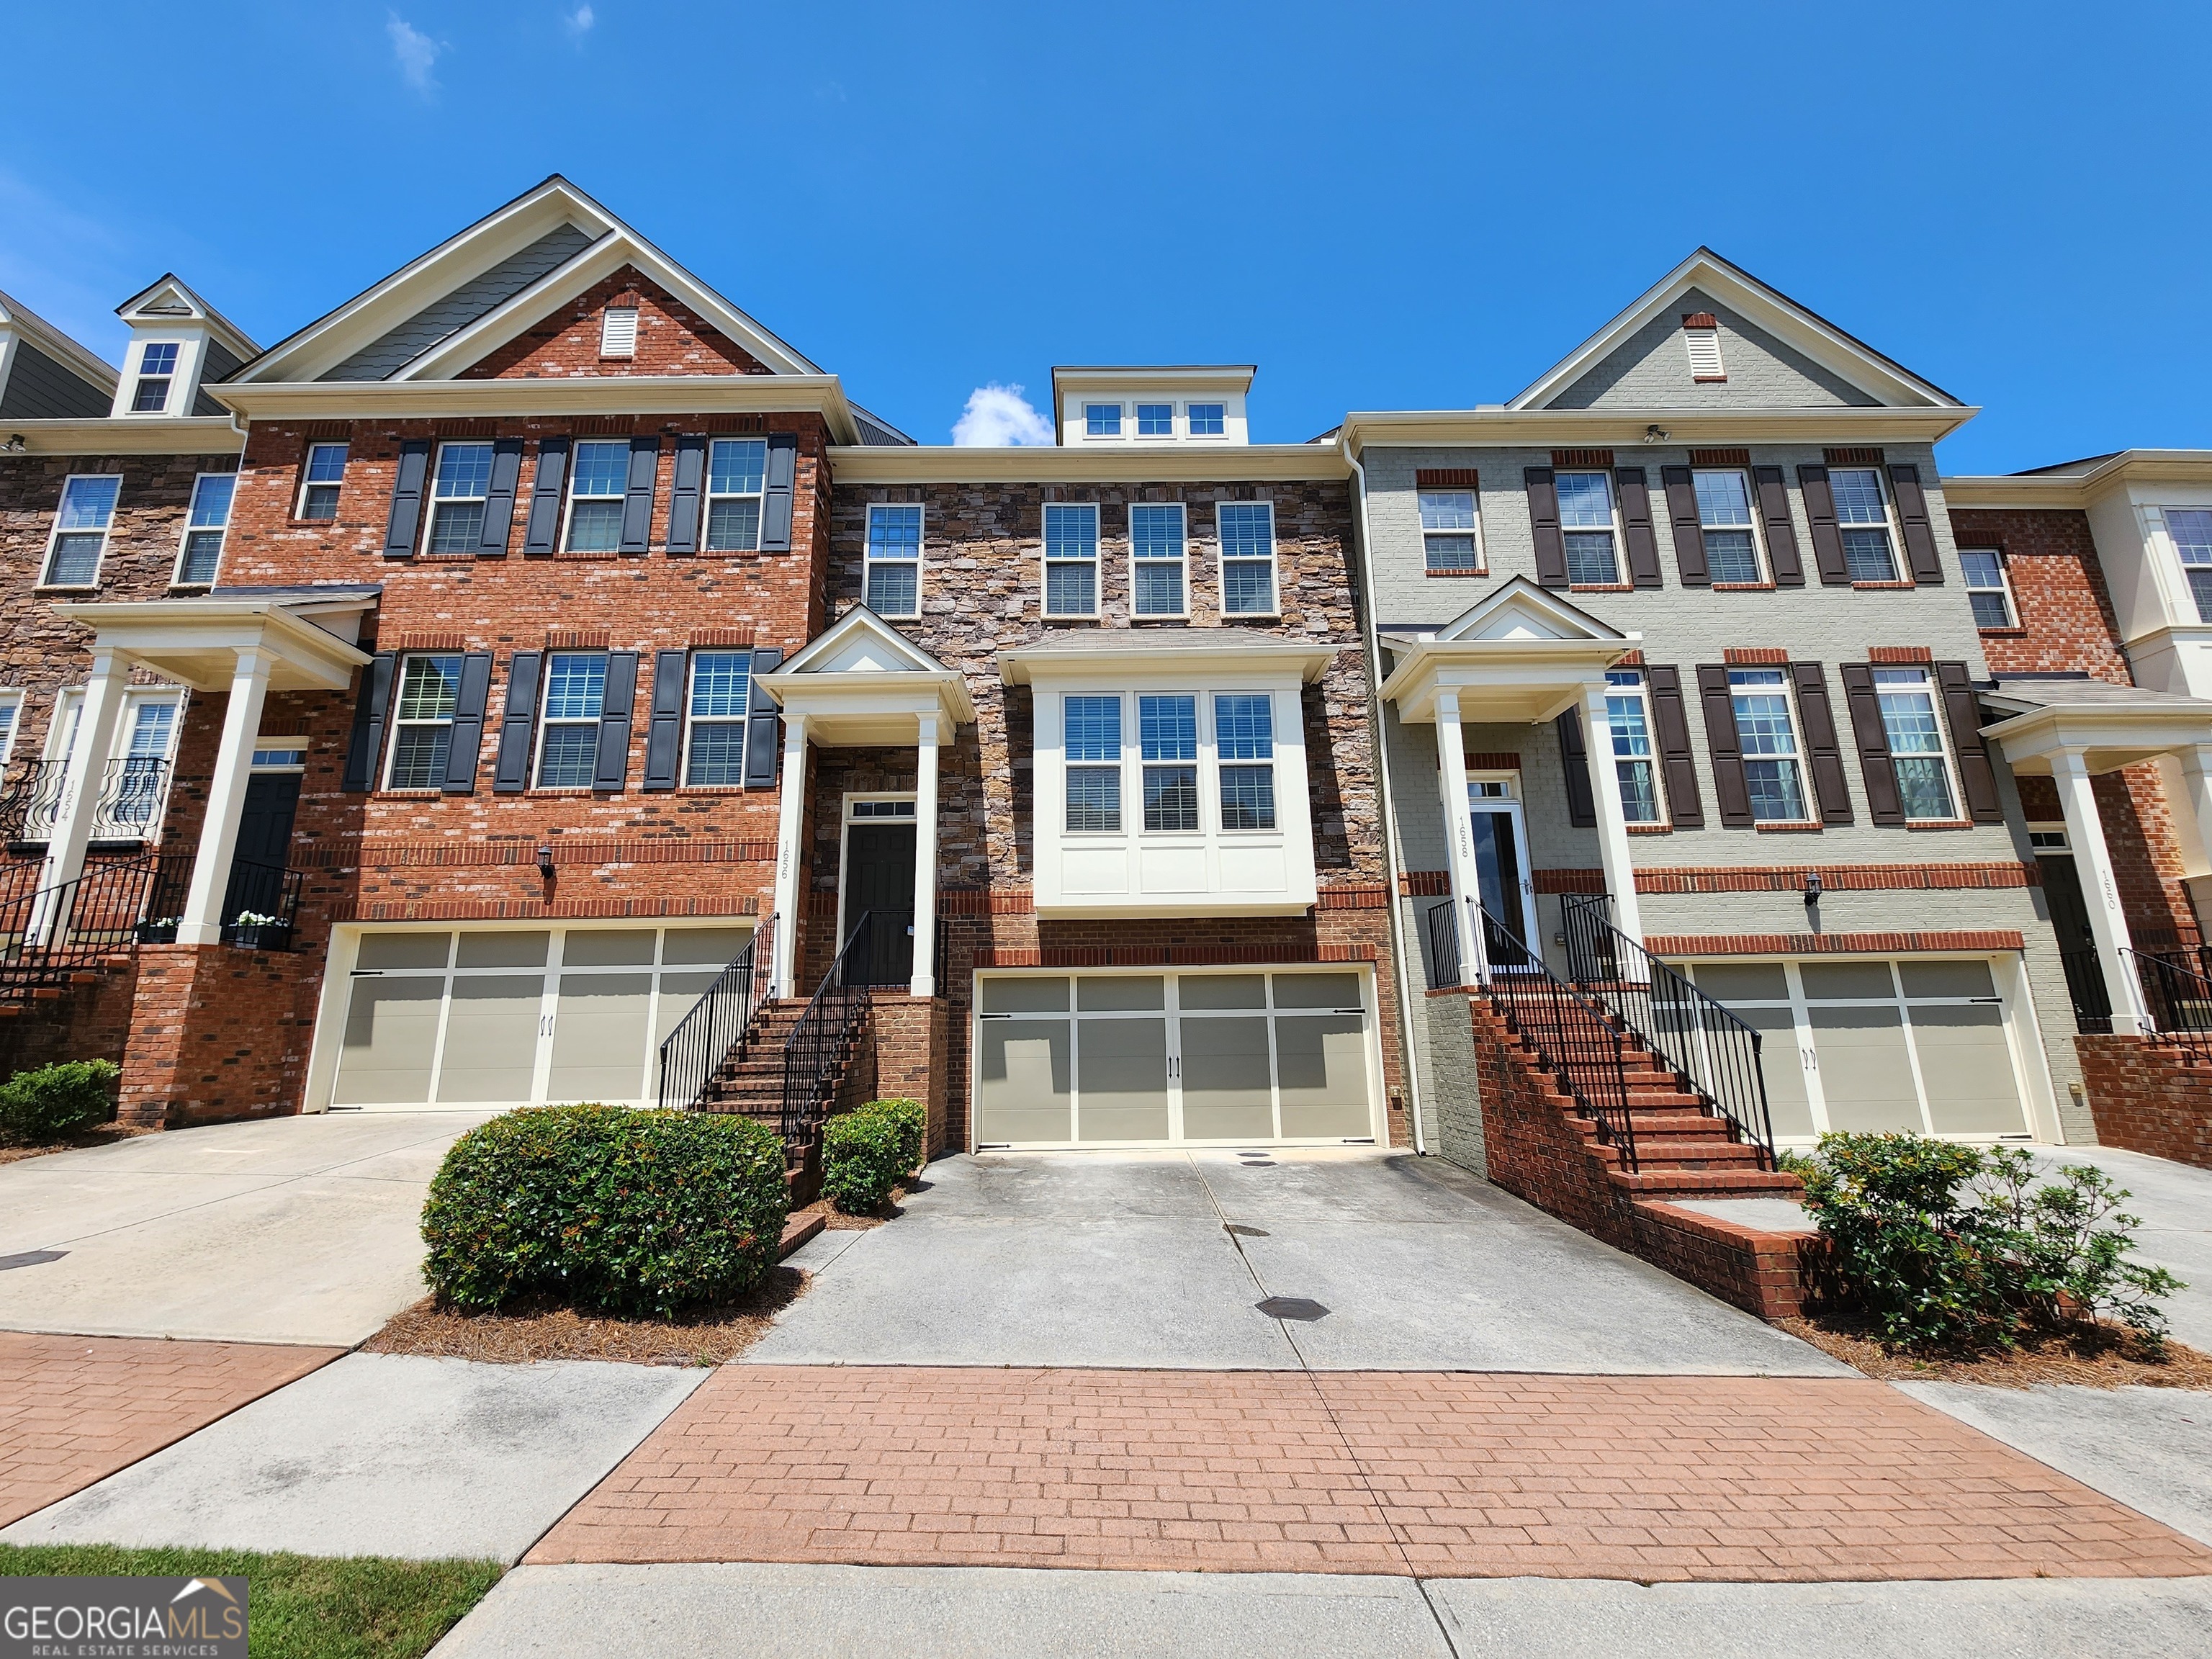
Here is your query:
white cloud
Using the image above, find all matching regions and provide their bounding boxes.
[387,14,442,94]
[952,383,1053,447]
[563,4,594,38]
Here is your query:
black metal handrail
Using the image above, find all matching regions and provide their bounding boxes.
[91,758,173,843]
[220,858,304,947]
[1424,897,1462,989]
[781,912,878,1152]
[2061,946,2114,1035]
[1561,892,1778,1169]
[0,855,166,985]
[657,914,775,1112]
[2126,945,2212,1066]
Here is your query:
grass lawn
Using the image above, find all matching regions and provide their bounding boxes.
[0,1544,502,1659]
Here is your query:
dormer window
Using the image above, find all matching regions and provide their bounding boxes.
[1136,403,1174,438]
[1188,404,1226,437]
[1681,313,1725,382]
[131,343,179,413]
[600,306,638,358]
[1084,404,1123,439]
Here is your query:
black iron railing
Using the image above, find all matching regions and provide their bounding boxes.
[219,858,304,948]
[1560,891,1778,1169]
[0,761,69,847]
[2061,947,2114,1035]
[1424,898,1462,989]
[781,912,879,1151]
[657,915,775,1112]
[0,758,174,848]
[0,855,167,986]
[2126,946,2212,1066]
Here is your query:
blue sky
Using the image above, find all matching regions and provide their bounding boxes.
[3,1,2207,471]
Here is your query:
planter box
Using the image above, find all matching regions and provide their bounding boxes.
[225,924,294,952]
[135,922,178,945]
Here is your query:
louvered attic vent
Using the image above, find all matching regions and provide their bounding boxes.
[1681,313,1725,382]
[600,305,639,358]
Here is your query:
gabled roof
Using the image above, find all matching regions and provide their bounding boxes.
[779,605,952,678]
[1388,577,1631,644]
[759,606,974,741]
[1508,248,1964,412]
[233,175,821,384]
[0,287,119,392]
[116,275,259,361]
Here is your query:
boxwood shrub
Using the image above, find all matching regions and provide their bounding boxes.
[421,1105,789,1318]
[0,1059,120,1146]
[822,1097,926,1215]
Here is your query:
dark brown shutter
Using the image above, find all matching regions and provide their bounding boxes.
[522,438,568,557]
[1556,708,1596,827]
[1645,665,1703,828]
[592,651,639,792]
[1661,465,1707,585]
[665,436,706,556]
[617,436,660,554]
[1524,467,1566,588]
[760,434,799,554]
[743,647,783,787]
[341,652,397,791]
[1889,464,1943,583]
[475,439,523,557]
[493,651,542,793]
[1791,663,1853,824]
[1798,464,1850,585]
[642,649,688,791]
[1696,665,1754,828]
[1840,664,1905,824]
[1753,465,1803,586]
[440,651,493,794]
[380,441,430,559]
[1937,660,2003,821]
[1614,467,1662,588]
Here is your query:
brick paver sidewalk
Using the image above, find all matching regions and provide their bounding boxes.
[531,1366,2212,1582]
[0,1331,342,1527]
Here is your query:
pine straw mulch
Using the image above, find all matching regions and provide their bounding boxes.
[1780,1313,2212,1390]
[363,1264,807,1367]
[793,1177,923,1232]
[0,1121,160,1166]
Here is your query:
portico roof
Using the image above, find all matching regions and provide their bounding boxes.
[52,588,377,692]
[1979,673,2212,773]
[999,628,1338,685]
[1377,578,1640,724]
[755,606,974,745]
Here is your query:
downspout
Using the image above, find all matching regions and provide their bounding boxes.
[1342,435,1428,1155]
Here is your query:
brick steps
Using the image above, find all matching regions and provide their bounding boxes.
[694,998,866,1182]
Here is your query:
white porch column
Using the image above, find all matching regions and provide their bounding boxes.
[2051,747,2146,1034]
[178,647,275,947]
[909,714,940,998]
[40,647,131,899]
[770,711,809,999]
[1580,680,1647,950]
[1433,691,1486,984]
[2167,745,2212,878]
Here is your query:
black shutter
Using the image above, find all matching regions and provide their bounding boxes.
[1557,708,1596,827]
[1799,464,1850,585]
[593,651,639,792]
[522,438,569,557]
[665,435,706,556]
[493,651,543,793]
[1840,664,1905,824]
[1524,467,1566,588]
[381,441,430,559]
[1889,464,1943,583]
[618,436,660,554]
[1791,663,1853,824]
[1937,660,2003,822]
[1645,665,1704,829]
[441,651,493,794]
[476,439,523,557]
[643,649,688,791]
[760,433,799,554]
[1614,467,1662,588]
[1661,465,1707,586]
[341,652,397,792]
[1696,665,1755,828]
[1754,466,1804,586]
[744,646,783,788]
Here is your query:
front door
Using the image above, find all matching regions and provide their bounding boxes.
[2037,852,2109,1025]
[222,773,301,922]
[843,822,916,986]
[1466,781,1539,968]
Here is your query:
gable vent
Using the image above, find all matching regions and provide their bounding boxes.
[600,305,639,359]
[1681,315,1725,382]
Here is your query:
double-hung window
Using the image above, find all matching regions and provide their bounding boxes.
[1084,403,1123,438]
[1420,489,1480,572]
[1140,694,1199,832]
[1959,550,2015,628]
[386,655,464,788]
[1064,695,1122,832]
[43,475,120,586]
[536,653,607,787]
[704,439,766,552]
[1830,468,1898,582]
[1604,670,1661,822]
[564,440,629,554]
[1874,667,1958,821]
[2164,509,2212,622]
[1187,403,1226,437]
[1044,503,1100,616]
[1130,503,1187,616]
[683,651,750,786]
[0,693,20,773]
[131,343,177,413]
[175,473,235,585]
[1136,403,1174,437]
[1729,668,1808,822]
[1694,469,1763,585]
[1556,472,1619,585]
[865,503,922,616]
[298,443,347,521]
[1218,502,1277,615]
[1215,693,1276,830]
[426,442,493,555]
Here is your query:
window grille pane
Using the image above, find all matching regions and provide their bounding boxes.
[1829,469,1887,525]
[140,343,179,374]
[565,499,623,553]
[868,505,922,558]
[1605,691,1652,759]
[1704,529,1759,584]
[536,724,598,788]
[685,724,746,787]
[1130,504,1183,557]
[1743,759,1807,822]
[387,726,452,789]
[1084,404,1122,436]
[708,439,766,495]
[1138,695,1197,761]
[1133,563,1183,615]
[1555,472,1612,528]
[1419,490,1478,531]
[1136,404,1174,436]
[1044,503,1098,560]
[542,655,608,721]
[2190,569,2212,625]
[306,444,349,485]
[1218,503,1273,560]
[1425,534,1478,572]
[1214,693,1273,760]
[127,701,176,756]
[1046,562,1096,615]
[178,529,224,584]
[45,534,104,585]
[189,474,235,527]
[429,500,487,554]
[1064,696,1121,761]
[1223,560,1274,613]
[434,444,495,498]
[396,656,464,721]
[1693,470,1753,526]
[1565,531,1617,584]
[688,652,750,718]
[1065,767,1120,832]
[866,562,919,615]
[1617,759,1658,822]
[1843,528,1897,582]
[1969,591,2013,629]
[58,477,120,531]
[131,378,171,413]
[1219,765,1275,830]
[1142,765,1199,831]
[1894,757,1956,820]
[704,498,760,552]
[570,441,629,497]
[302,485,341,521]
[1958,550,2004,588]
[1187,404,1225,436]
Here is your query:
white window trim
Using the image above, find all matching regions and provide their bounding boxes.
[1555,470,1624,587]
[0,690,22,772]
[130,341,180,415]
[425,441,494,557]
[561,439,629,556]
[703,436,767,554]
[1082,402,1125,441]
[382,653,464,791]
[172,470,236,588]
[1128,502,1190,621]
[2026,821,2070,853]
[1132,400,1177,441]
[1213,689,1279,833]
[863,501,925,619]
[2154,505,2212,625]
[40,472,121,590]
[1872,665,1964,823]
[1043,503,1102,619]
[1184,401,1229,441]
[249,739,310,773]
[1419,486,1485,575]
[534,652,607,789]
[680,649,751,789]
[1603,670,1668,827]
[1727,667,1815,827]
[1828,465,1903,583]
[1215,500,1280,619]
[1137,691,1205,837]
[1958,547,2017,629]
[1061,693,1124,836]
[297,442,348,521]
[1692,467,1768,586]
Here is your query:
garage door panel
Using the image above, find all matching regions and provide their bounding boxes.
[1181,1016,1274,1141]
[1912,1004,2028,1136]
[547,972,653,1104]
[433,974,544,1103]
[1809,1005,1923,1134]
[1735,1005,1815,1140]
[1275,1015,1369,1138]
[979,1019,1072,1143]
[1077,1017,1169,1141]
[333,978,443,1106]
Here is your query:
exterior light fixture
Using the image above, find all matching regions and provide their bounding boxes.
[1,435,24,453]
[1642,424,1669,444]
[536,844,555,878]
[1803,871,1822,907]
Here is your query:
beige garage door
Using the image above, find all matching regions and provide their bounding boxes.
[974,968,1377,1148]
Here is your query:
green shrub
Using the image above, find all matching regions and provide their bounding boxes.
[421,1105,789,1318]
[0,1059,120,1146]
[1794,1132,2183,1349]
[822,1097,925,1215]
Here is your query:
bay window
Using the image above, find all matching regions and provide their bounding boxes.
[2165,509,2212,622]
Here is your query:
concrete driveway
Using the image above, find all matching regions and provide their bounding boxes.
[2036,1146,2212,1353]
[756,1149,1844,1375]
[0,1111,493,1346]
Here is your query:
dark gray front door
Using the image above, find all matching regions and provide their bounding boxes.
[844,822,916,986]
[223,774,300,921]
[2038,853,2108,1026]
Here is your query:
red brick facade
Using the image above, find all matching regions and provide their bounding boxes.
[2074,1033,2212,1169]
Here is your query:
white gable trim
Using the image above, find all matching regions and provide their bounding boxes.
[781,606,953,678]
[1507,248,1962,413]
[116,275,258,361]
[1408,576,1630,644]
